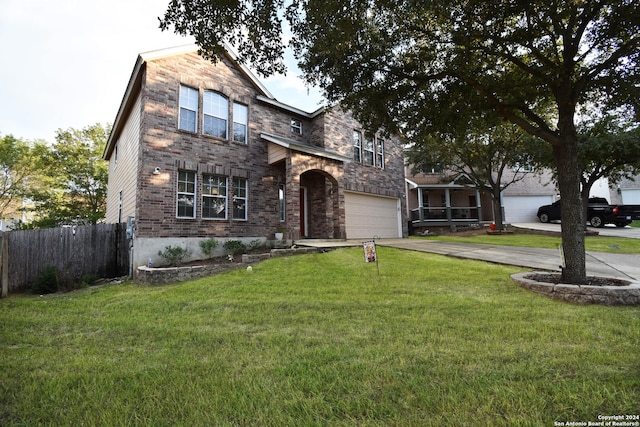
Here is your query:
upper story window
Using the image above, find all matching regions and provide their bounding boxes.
[233,103,248,144]
[203,91,228,138]
[202,174,227,219]
[179,85,198,132]
[420,164,442,174]
[291,119,303,135]
[363,136,375,166]
[353,131,362,163]
[177,170,196,218]
[354,130,385,168]
[376,139,385,169]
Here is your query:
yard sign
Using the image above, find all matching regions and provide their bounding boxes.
[363,240,377,263]
[362,240,381,281]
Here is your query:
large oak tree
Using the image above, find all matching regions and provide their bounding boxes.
[161,0,640,284]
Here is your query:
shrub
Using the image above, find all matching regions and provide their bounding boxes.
[199,237,219,259]
[81,273,98,287]
[223,240,246,256]
[158,245,191,267]
[32,266,59,294]
[248,239,263,251]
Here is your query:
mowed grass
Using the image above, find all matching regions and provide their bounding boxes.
[423,231,640,253]
[1,247,639,426]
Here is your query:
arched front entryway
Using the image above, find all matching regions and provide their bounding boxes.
[299,170,343,239]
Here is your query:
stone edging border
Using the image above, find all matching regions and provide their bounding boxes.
[136,247,320,285]
[511,271,640,306]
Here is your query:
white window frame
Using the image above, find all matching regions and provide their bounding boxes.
[291,119,303,135]
[177,170,196,218]
[353,130,362,163]
[233,103,248,144]
[232,177,248,220]
[179,85,198,132]
[278,184,285,222]
[376,138,384,168]
[363,136,375,166]
[203,91,228,139]
[202,174,227,219]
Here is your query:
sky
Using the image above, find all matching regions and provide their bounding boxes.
[0,0,324,142]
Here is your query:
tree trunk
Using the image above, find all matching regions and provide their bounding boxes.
[491,189,504,230]
[581,186,591,231]
[553,139,587,284]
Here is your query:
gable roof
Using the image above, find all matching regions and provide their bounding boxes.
[103,44,324,160]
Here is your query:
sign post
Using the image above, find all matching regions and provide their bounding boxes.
[362,240,381,281]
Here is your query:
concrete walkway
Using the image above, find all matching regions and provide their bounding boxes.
[296,238,640,281]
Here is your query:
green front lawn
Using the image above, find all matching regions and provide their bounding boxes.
[419,231,640,253]
[1,247,638,426]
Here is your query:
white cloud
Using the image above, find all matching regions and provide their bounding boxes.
[0,0,323,141]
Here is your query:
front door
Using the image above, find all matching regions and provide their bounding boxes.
[469,195,478,219]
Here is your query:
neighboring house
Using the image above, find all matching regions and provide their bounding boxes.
[405,165,558,233]
[103,45,407,270]
[499,168,558,223]
[611,176,640,205]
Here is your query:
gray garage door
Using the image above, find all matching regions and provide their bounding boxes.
[345,192,401,238]
[502,195,555,223]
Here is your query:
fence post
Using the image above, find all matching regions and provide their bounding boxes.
[1,231,8,298]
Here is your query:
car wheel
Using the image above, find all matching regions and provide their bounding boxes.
[539,213,550,223]
[589,215,604,228]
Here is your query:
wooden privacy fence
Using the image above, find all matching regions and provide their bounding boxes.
[1,224,129,295]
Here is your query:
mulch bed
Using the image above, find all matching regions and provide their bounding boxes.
[526,273,631,287]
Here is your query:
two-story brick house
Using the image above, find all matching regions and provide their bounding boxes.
[103,45,407,269]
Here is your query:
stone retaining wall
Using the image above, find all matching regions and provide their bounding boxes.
[137,247,320,285]
[511,272,640,306]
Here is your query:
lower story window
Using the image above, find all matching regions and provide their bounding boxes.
[278,184,285,222]
[232,177,248,220]
[202,174,227,219]
[177,170,196,218]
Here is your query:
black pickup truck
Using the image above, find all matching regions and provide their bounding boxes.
[537,197,640,228]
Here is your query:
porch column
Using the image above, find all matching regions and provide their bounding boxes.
[445,189,452,222]
[334,185,346,239]
[285,155,301,240]
[417,188,425,222]
[476,190,482,222]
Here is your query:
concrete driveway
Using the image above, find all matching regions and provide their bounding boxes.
[375,238,640,281]
[513,222,640,239]
[297,223,640,281]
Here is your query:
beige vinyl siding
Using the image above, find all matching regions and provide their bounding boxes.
[105,92,141,223]
[268,143,287,164]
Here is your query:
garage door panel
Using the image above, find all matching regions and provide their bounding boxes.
[345,192,400,238]
[622,189,640,204]
[503,195,554,223]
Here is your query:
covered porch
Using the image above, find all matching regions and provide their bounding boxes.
[406,180,495,233]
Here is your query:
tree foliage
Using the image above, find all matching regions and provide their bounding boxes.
[161,0,640,283]
[12,123,110,229]
[0,134,41,223]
